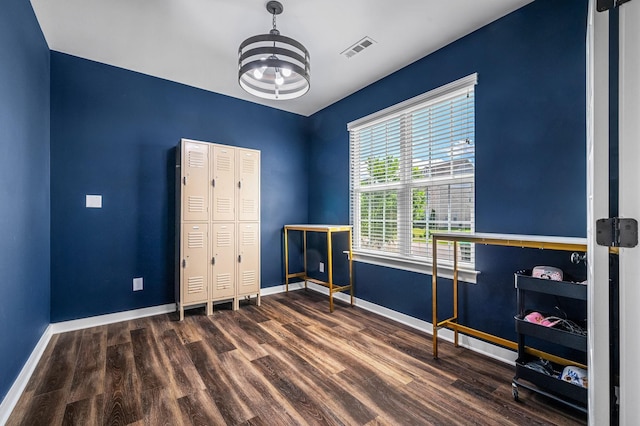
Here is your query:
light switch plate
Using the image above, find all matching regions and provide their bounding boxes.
[133,277,143,291]
[319,262,325,273]
[86,195,102,208]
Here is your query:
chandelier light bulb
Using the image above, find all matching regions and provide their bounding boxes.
[275,72,284,86]
[281,67,292,77]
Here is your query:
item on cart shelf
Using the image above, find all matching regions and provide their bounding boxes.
[524,311,561,327]
[524,359,555,376]
[562,365,588,388]
[532,265,563,281]
[543,317,588,336]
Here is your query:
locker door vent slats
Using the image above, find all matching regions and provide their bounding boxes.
[216,273,232,289]
[188,196,206,213]
[188,276,205,293]
[242,157,255,174]
[217,155,232,171]
[188,150,206,168]
[242,230,256,245]
[242,271,256,286]
[217,231,232,246]
[216,199,232,214]
[241,199,255,215]
[188,232,205,248]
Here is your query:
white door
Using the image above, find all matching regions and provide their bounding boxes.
[618,1,640,423]
[586,1,610,423]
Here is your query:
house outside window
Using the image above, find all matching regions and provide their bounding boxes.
[348,74,477,277]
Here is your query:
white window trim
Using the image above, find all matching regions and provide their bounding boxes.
[346,250,479,284]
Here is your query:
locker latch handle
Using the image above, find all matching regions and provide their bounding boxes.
[238,181,242,189]
[238,255,242,263]
[182,259,187,268]
[183,176,187,186]
[212,179,215,187]
[212,257,216,265]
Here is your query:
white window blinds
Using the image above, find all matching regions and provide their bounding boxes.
[348,74,477,266]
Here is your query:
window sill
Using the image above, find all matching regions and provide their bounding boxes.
[347,250,479,284]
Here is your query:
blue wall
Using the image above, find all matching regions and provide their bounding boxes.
[50,53,309,322]
[307,0,588,341]
[0,0,50,402]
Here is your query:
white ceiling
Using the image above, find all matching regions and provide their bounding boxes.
[30,0,532,117]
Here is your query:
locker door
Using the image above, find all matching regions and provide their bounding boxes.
[181,141,209,222]
[237,149,260,222]
[211,146,236,222]
[237,222,260,295]
[211,223,236,300]
[181,223,209,304]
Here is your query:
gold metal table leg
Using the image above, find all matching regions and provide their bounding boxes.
[432,236,438,359]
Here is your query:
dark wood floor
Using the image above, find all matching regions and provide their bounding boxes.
[7,290,587,425]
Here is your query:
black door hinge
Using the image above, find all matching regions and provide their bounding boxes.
[596,218,638,247]
[598,0,633,12]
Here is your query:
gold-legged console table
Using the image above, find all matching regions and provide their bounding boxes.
[431,232,587,361]
[284,224,354,312]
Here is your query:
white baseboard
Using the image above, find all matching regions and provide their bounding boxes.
[0,324,54,425]
[49,303,177,334]
[260,282,305,296]
[1,287,516,423]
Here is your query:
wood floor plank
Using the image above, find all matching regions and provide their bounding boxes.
[68,330,106,403]
[141,387,185,426]
[251,355,344,426]
[102,342,142,425]
[61,395,104,426]
[212,311,270,361]
[262,340,377,425]
[218,349,307,426]
[35,330,82,395]
[176,389,226,426]
[23,333,60,394]
[159,328,207,398]
[107,321,131,346]
[191,315,237,354]
[185,341,255,424]
[12,389,67,426]
[130,327,169,391]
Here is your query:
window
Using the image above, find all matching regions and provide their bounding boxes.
[348,74,477,273]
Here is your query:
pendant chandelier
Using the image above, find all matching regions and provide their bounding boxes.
[238,1,310,100]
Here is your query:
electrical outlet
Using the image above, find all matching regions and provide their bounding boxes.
[133,277,143,291]
[319,262,324,273]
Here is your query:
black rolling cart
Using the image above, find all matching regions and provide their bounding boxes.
[512,272,588,413]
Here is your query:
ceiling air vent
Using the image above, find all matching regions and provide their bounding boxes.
[341,36,376,59]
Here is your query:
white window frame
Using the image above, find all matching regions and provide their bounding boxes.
[347,74,478,283]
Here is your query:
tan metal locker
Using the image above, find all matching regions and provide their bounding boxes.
[181,141,209,223]
[179,223,209,320]
[211,146,236,222]
[211,222,236,301]
[177,139,260,318]
[236,222,260,308]
[237,149,260,222]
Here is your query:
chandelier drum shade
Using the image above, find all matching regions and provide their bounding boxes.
[238,1,310,100]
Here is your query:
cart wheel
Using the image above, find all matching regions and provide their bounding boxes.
[512,385,519,401]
